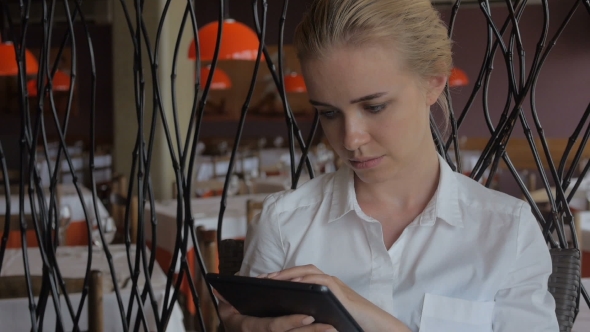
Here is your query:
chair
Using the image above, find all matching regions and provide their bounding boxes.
[196,227,219,332]
[548,248,580,332]
[0,270,104,332]
[216,199,263,276]
[246,199,263,225]
[109,175,138,244]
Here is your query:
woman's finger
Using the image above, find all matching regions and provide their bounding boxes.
[211,287,227,303]
[267,264,324,280]
[241,314,317,331]
[218,300,239,318]
[289,323,337,332]
[290,274,334,285]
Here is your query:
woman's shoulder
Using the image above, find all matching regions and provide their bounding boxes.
[453,172,530,219]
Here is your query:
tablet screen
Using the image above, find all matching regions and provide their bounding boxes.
[206,273,363,332]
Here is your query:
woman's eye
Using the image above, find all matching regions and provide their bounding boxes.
[319,110,338,119]
[365,104,386,113]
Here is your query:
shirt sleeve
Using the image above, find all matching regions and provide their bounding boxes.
[238,195,286,277]
[492,202,559,331]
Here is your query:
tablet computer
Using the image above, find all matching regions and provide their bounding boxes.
[206,273,363,332]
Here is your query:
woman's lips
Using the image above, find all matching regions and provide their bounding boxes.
[349,156,384,170]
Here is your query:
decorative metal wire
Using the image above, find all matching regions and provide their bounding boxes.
[0,0,588,331]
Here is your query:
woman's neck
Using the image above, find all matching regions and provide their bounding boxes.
[354,148,440,215]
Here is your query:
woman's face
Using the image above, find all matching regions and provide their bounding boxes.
[301,44,446,184]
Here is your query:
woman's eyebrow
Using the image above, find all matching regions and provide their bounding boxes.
[309,92,388,108]
[309,100,336,108]
[349,92,387,104]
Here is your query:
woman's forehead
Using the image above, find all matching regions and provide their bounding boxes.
[301,44,416,100]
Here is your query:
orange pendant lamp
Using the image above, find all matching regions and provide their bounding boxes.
[449,67,469,87]
[0,7,38,76]
[27,70,72,97]
[200,66,232,90]
[284,72,306,93]
[188,19,261,61]
[188,1,260,61]
[0,39,39,76]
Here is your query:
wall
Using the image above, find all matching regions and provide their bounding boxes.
[0,24,113,169]
[438,1,590,195]
[193,0,590,143]
[440,1,590,138]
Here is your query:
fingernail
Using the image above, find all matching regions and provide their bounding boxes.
[257,273,268,278]
[301,316,315,325]
[292,277,302,282]
[267,272,279,278]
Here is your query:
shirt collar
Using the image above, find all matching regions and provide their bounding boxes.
[328,166,356,222]
[327,154,463,227]
[420,154,464,228]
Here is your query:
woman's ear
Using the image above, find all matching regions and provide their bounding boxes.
[425,75,447,106]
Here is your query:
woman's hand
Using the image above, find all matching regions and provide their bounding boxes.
[263,265,410,332]
[215,289,336,332]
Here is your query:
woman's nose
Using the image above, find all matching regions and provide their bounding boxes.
[343,116,370,151]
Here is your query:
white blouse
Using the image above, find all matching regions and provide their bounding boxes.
[239,156,559,331]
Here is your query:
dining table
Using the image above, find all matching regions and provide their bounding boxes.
[144,193,269,314]
[145,193,269,269]
[0,244,185,331]
[195,154,260,181]
[0,183,112,247]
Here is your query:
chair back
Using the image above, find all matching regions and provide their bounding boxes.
[0,270,104,332]
[216,199,262,276]
[0,214,36,230]
[548,248,581,332]
[218,239,245,276]
[196,227,219,331]
[246,199,263,225]
[109,176,138,244]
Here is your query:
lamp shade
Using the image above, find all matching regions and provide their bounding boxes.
[200,66,232,90]
[284,72,306,93]
[188,19,261,61]
[0,41,39,76]
[449,67,469,87]
[27,70,72,97]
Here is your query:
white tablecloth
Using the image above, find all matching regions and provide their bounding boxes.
[0,183,110,224]
[145,193,269,272]
[0,244,185,331]
[195,155,260,181]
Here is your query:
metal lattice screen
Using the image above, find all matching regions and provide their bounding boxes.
[0,0,589,331]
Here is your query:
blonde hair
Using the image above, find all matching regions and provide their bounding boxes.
[294,0,453,126]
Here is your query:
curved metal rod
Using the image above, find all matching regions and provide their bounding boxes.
[217,0,268,247]
[443,0,463,172]
[251,4,316,178]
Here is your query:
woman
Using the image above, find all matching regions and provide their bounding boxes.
[218,0,559,331]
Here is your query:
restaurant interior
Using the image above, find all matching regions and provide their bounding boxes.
[0,0,589,331]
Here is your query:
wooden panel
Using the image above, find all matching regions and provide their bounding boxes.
[461,137,590,171]
[202,45,314,120]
